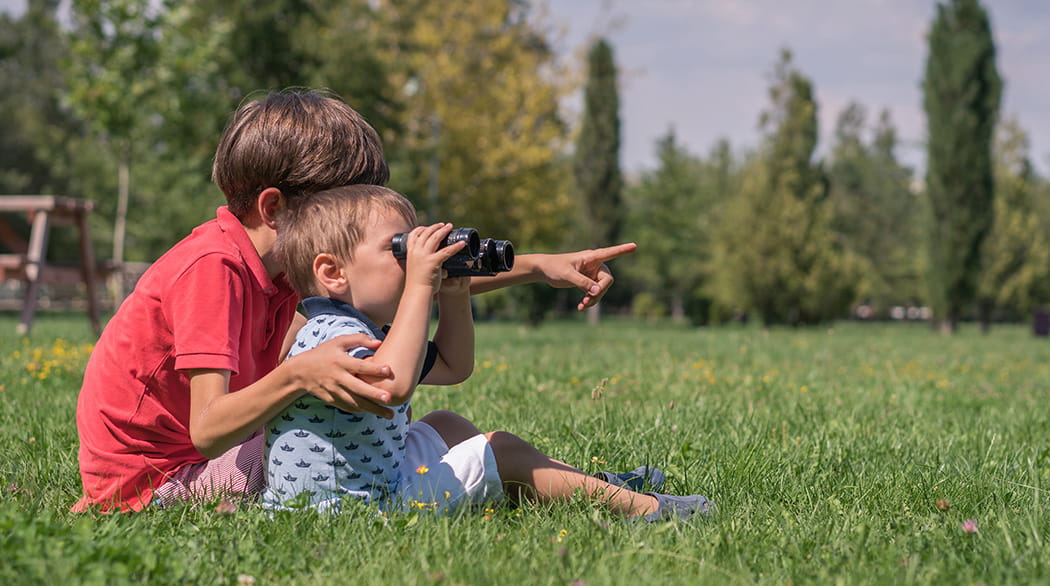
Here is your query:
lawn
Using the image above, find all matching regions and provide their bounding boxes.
[0,314,1047,585]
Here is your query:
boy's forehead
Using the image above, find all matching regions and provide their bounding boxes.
[362,205,413,235]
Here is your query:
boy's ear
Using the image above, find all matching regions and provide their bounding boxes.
[314,253,349,294]
[257,187,285,229]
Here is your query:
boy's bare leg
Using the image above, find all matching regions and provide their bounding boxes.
[418,410,659,517]
[484,431,659,517]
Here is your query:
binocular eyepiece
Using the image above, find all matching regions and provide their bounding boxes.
[391,227,514,277]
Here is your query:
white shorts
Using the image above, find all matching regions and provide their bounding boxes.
[391,421,504,514]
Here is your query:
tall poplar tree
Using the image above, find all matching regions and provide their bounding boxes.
[575,37,623,248]
[976,118,1050,329]
[710,50,858,326]
[574,37,624,321]
[922,0,1002,334]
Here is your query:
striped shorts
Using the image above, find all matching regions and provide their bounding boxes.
[152,431,265,507]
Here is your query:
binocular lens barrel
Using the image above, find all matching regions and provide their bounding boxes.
[391,227,481,260]
[481,238,514,272]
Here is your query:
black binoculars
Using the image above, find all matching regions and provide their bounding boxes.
[391,227,514,277]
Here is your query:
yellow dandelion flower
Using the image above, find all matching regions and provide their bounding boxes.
[416,465,429,475]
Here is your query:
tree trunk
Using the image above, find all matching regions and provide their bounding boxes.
[587,302,600,325]
[939,308,958,335]
[977,299,993,335]
[671,291,685,323]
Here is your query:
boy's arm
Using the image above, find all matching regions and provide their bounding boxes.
[422,277,474,385]
[188,334,394,458]
[468,242,637,311]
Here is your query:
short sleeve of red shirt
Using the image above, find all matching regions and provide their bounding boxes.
[167,253,247,374]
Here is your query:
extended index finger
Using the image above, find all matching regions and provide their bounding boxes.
[590,242,638,263]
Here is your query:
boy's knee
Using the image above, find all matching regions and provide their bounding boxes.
[419,410,482,447]
[484,430,524,455]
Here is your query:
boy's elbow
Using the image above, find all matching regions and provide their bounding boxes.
[190,431,224,460]
[381,382,415,406]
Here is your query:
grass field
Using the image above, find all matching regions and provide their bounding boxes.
[1,313,1048,585]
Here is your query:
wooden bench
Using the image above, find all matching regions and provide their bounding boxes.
[0,195,111,335]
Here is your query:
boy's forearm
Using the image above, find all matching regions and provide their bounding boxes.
[431,293,475,382]
[189,363,304,458]
[369,285,433,404]
[468,253,543,295]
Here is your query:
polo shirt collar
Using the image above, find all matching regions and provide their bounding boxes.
[301,296,385,339]
[215,206,288,297]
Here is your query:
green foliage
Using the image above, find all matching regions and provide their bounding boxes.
[374,0,575,248]
[709,51,858,325]
[827,104,920,311]
[922,0,1002,331]
[976,118,1050,321]
[62,0,235,261]
[623,131,726,324]
[574,38,624,248]
[3,315,1050,584]
[0,2,80,196]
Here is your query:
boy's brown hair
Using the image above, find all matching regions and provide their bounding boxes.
[212,89,390,218]
[275,185,418,298]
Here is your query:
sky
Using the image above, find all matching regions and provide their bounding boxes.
[4,0,1048,176]
[544,0,1050,176]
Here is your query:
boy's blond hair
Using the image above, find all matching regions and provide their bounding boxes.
[212,89,389,218]
[275,185,418,298]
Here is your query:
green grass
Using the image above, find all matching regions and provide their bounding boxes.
[1,314,1048,585]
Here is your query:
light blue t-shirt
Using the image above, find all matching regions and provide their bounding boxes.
[262,297,431,512]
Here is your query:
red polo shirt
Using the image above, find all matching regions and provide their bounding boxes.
[74,207,299,512]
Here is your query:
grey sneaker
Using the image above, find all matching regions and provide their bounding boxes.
[640,492,712,523]
[595,466,666,492]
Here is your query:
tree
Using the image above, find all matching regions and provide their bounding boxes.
[623,130,706,322]
[709,50,858,326]
[573,37,624,322]
[64,0,233,269]
[372,0,574,247]
[922,0,1002,334]
[66,0,167,285]
[975,118,1050,329]
[827,104,919,312]
[0,1,84,198]
[367,0,576,325]
[574,38,624,250]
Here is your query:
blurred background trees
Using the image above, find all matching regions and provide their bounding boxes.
[2,0,1046,329]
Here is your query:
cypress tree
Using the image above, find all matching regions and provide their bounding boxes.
[573,37,624,321]
[574,37,624,250]
[922,0,1002,334]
